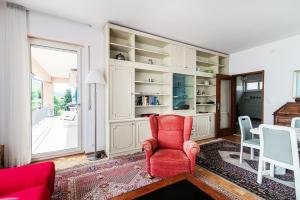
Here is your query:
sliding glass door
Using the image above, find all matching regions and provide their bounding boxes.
[30,39,82,160]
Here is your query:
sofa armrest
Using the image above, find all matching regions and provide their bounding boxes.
[0,162,55,196]
[142,138,158,152]
[183,140,200,159]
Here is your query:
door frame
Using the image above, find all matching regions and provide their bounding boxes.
[232,70,265,133]
[216,74,235,136]
[29,38,84,161]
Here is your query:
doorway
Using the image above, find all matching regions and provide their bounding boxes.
[233,71,264,134]
[30,39,82,160]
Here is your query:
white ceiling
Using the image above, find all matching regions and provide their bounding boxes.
[7,0,300,53]
[31,46,77,78]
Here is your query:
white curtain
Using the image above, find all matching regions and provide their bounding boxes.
[0,2,31,167]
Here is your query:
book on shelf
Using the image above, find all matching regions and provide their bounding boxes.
[136,95,159,106]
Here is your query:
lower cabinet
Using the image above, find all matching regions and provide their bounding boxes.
[135,120,152,148]
[109,115,214,156]
[110,121,136,154]
[109,119,151,156]
[192,114,215,140]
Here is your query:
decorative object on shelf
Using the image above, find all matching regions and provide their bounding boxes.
[197,90,200,95]
[147,58,154,65]
[183,104,190,109]
[206,69,214,74]
[204,80,210,85]
[201,90,206,95]
[115,53,125,60]
[86,69,106,161]
[207,100,215,104]
[148,78,155,82]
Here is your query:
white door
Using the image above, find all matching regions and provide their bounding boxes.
[110,122,135,154]
[30,39,82,160]
[109,65,134,120]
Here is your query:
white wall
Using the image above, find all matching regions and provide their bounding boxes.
[28,11,105,153]
[229,34,300,124]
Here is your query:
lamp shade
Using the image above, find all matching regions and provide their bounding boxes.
[86,69,106,84]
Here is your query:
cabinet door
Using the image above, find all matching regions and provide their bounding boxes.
[184,47,196,72]
[209,114,215,136]
[109,65,134,120]
[170,44,185,70]
[110,122,135,153]
[136,120,152,148]
[191,116,199,138]
[197,115,210,136]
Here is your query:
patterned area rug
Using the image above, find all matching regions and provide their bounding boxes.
[52,152,240,200]
[196,139,297,200]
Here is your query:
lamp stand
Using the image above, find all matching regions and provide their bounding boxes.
[88,83,101,161]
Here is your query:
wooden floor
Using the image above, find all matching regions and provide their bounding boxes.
[47,135,261,200]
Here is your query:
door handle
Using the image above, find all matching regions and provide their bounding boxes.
[217,103,220,110]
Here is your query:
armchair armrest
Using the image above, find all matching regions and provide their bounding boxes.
[183,140,200,175]
[183,140,200,159]
[142,138,158,152]
[142,138,157,175]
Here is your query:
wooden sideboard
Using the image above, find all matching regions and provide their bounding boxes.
[273,102,300,126]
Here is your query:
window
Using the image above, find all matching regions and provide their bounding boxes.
[246,81,263,91]
[31,75,43,110]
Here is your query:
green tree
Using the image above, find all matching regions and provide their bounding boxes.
[64,89,72,111]
[54,96,62,116]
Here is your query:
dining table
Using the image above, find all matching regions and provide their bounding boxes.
[249,127,300,175]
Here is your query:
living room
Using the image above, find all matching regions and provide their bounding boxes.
[0,0,300,199]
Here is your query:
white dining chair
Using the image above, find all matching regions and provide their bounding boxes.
[238,116,260,163]
[291,117,300,150]
[292,117,300,129]
[257,124,300,200]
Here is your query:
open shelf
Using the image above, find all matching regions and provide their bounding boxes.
[196,104,216,106]
[135,80,169,85]
[196,95,216,97]
[136,105,169,108]
[196,59,217,67]
[135,92,170,96]
[197,84,216,87]
[110,43,133,52]
[135,47,169,59]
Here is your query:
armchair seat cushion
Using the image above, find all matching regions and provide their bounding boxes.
[150,149,190,177]
[1,186,50,200]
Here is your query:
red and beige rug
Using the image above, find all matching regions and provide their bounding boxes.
[52,152,240,200]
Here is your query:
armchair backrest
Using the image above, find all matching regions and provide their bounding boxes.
[149,115,193,150]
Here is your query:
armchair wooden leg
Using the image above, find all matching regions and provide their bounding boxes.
[146,173,154,179]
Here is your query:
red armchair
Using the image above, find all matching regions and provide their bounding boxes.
[0,162,55,200]
[142,115,200,178]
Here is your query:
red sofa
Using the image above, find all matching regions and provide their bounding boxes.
[142,115,200,178]
[0,162,55,200]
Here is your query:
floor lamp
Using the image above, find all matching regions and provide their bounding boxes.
[86,69,106,161]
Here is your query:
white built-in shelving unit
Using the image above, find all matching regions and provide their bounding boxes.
[105,23,229,157]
